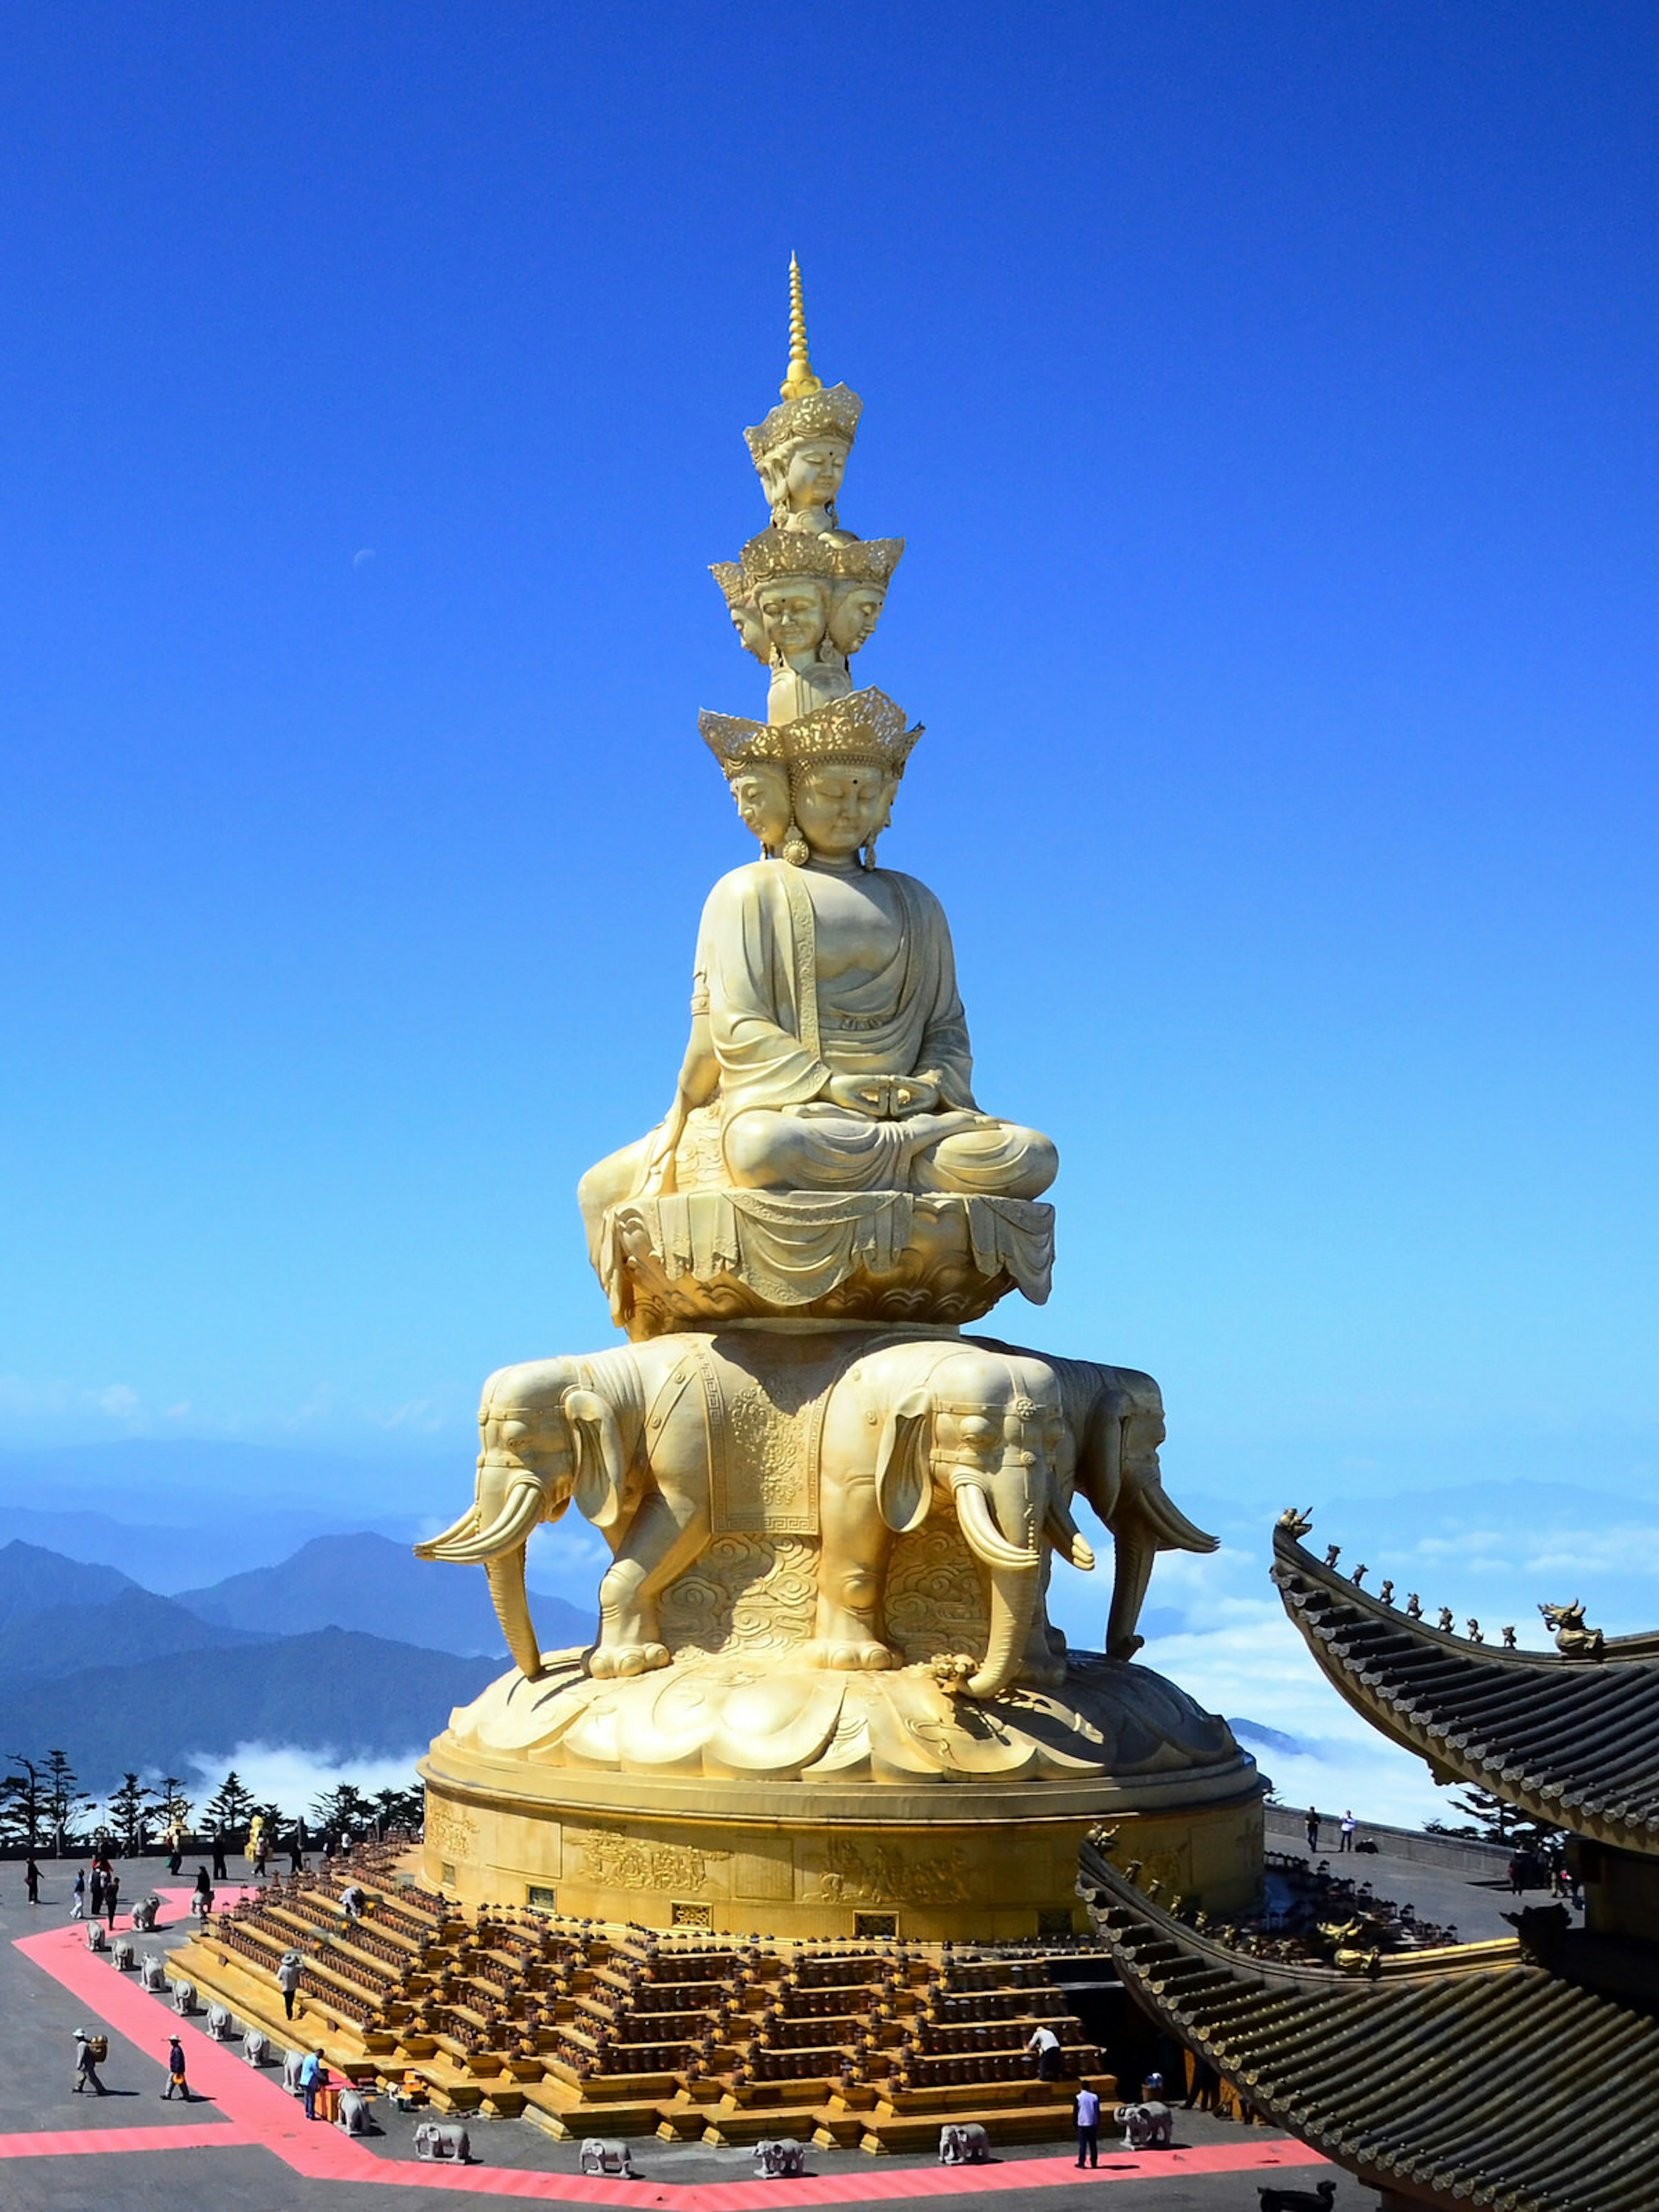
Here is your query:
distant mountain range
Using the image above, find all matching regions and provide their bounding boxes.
[175,1532,592,1656]
[0,1629,503,1788]
[0,1532,596,1791]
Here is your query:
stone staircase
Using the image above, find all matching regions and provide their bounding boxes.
[169,1847,1115,2151]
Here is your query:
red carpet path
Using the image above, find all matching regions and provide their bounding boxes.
[13,1904,1330,2202]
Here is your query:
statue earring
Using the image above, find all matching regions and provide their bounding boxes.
[861,831,880,871]
[782,820,810,867]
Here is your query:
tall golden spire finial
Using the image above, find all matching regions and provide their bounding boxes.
[779,254,823,401]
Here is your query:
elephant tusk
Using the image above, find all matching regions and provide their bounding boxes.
[414,1504,481,1560]
[420,1478,547,1563]
[1045,1497,1094,1570]
[954,1481,1041,1572]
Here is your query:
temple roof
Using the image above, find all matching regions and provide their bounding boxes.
[1078,1838,1659,2212]
[1271,1517,1659,1855]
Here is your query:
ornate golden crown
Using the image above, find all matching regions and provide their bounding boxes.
[709,532,904,613]
[744,384,863,468]
[700,688,920,782]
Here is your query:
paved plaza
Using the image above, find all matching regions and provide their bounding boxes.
[0,1846,1502,2209]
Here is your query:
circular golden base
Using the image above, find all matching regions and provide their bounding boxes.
[420,1652,1265,1939]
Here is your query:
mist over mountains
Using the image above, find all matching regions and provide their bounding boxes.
[0,1524,595,1794]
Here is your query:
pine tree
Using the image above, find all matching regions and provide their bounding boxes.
[0,1756,46,1851]
[1428,1783,1562,1851]
[106,1773,155,1855]
[156,1775,193,1837]
[43,1750,90,1855]
[203,1770,255,1836]
[309,1782,372,1836]
[371,1784,423,1836]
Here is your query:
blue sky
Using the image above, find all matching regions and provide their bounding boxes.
[3,2,1657,1530]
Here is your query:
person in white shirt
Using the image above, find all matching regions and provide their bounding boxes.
[1027,2024,1062,2082]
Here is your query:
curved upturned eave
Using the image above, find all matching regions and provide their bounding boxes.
[1271,1522,1659,1856]
[1077,1838,1659,2212]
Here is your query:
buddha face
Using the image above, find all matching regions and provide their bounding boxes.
[726,591,768,662]
[757,579,829,662]
[728,762,791,851]
[792,762,894,862]
[828,581,886,656]
[783,438,848,513]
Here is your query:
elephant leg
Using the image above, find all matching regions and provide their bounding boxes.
[808,1462,894,1669]
[590,1491,709,1678]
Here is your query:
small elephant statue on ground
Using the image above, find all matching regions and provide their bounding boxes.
[139,1954,167,1991]
[243,2029,273,2067]
[940,2122,990,2164]
[335,2087,372,2135]
[110,1939,136,1971]
[580,2138,637,2176]
[85,1920,108,1951]
[282,2048,307,2095]
[169,1977,197,2015]
[414,2120,472,2162]
[1116,2099,1173,2149]
[753,2139,808,2177]
[130,1893,161,1932]
[205,2004,234,2040]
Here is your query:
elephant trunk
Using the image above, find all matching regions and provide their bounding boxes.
[486,1549,545,1680]
[954,1481,1041,1700]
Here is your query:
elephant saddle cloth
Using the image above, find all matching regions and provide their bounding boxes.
[665,1331,887,1537]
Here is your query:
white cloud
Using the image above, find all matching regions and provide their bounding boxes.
[172,1742,426,1817]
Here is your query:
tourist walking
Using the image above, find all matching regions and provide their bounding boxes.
[167,1825,184,1877]
[1027,2023,1062,2082]
[211,1829,229,1883]
[161,2035,190,2100]
[1340,1809,1357,1853]
[89,1865,106,1920]
[105,1869,120,1929]
[288,1829,304,1875]
[72,2029,107,2095]
[193,1866,214,1920]
[1304,1805,1320,1851]
[277,1950,302,2021]
[1074,2082,1100,2167]
[69,1869,86,1920]
[25,1856,40,1904]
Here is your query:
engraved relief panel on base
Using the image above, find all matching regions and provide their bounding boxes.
[569,1826,731,1897]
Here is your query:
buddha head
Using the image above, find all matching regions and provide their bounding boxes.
[828,579,887,657]
[744,268,862,529]
[790,758,897,869]
[710,562,769,664]
[727,760,791,855]
[756,577,830,666]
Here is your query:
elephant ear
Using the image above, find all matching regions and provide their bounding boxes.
[561,1386,628,1530]
[874,1389,933,1535]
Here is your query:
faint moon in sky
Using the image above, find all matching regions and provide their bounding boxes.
[353,547,376,568]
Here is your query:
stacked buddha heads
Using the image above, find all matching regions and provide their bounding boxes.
[703,259,914,866]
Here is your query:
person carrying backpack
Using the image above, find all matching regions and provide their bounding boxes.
[72,2029,108,2095]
